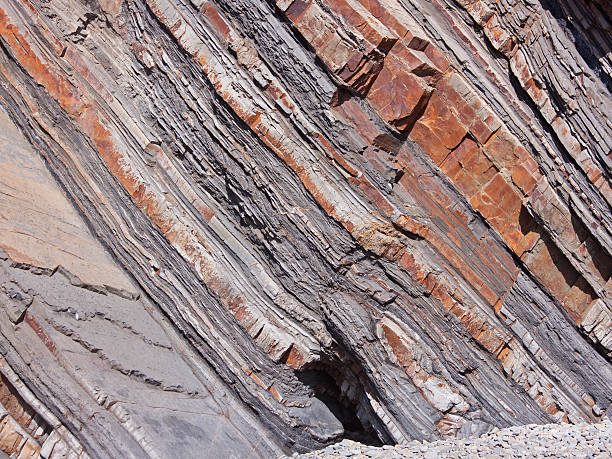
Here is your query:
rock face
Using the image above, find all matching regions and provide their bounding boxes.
[0,0,609,457]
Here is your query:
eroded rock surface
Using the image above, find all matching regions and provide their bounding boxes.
[0,0,609,457]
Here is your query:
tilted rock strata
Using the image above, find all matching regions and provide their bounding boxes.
[0,105,281,457]
[0,356,90,458]
[0,0,609,457]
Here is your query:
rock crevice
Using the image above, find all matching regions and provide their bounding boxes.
[0,0,609,457]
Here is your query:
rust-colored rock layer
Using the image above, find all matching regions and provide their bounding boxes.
[0,0,609,456]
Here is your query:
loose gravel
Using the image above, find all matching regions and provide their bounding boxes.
[287,420,612,458]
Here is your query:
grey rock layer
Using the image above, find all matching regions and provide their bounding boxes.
[0,0,609,457]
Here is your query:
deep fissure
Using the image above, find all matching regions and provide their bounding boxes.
[297,366,386,446]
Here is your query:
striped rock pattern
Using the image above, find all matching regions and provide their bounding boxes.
[0,0,609,456]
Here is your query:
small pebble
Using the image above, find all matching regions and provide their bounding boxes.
[284,420,612,458]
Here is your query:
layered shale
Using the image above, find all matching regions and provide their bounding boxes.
[0,0,609,457]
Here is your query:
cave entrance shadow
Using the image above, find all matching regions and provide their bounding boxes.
[296,368,385,446]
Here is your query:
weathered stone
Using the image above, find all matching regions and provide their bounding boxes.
[0,0,609,457]
[367,52,433,132]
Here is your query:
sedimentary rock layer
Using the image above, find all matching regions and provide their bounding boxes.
[0,0,609,457]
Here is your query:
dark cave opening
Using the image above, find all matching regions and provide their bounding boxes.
[297,368,385,446]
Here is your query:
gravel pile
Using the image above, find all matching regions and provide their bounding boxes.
[288,420,612,458]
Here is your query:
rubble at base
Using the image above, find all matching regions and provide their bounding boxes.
[291,420,612,459]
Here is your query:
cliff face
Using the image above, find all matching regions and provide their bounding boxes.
[0,0,610,457]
